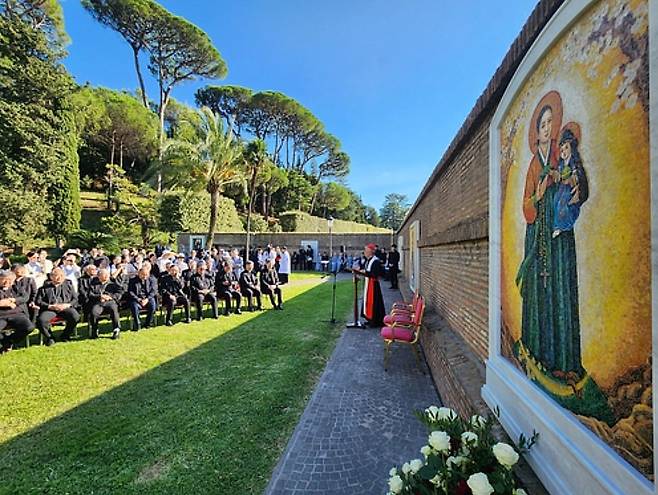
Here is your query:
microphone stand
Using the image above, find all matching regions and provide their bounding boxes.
[346,269,365,329]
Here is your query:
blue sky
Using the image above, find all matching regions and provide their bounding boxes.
[61,0,536,210]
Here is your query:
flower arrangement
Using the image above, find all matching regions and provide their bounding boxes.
[386,406,537,495]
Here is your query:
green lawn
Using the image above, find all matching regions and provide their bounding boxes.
[0,273,350,494]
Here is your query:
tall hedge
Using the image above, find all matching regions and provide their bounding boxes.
[279,211,391,234]
[48,111,82,243]
[160,192,243,233]
[0,17,78,248]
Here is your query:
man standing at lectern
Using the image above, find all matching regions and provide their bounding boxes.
[357,243,385,327]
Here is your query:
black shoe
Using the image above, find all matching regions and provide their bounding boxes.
[0,345,12,354]
[46,338,55,347]
[247,306,254,312]
[235,309,242,315]
[166,320,174,327]
[197,316,203,322]
[275,305,283,311]
[60,334,72,342]
[90,332,99,340]
[257,306,263,311]
[111,328,121,340]
[223,311,230,317]
[185,318,192,324]
[132,326,140,332]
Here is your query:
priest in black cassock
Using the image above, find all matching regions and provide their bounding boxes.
[357,243,385,327]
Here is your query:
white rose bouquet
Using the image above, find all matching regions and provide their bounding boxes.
[385,406,537,494]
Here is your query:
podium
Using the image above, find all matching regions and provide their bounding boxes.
[346,271,365,328]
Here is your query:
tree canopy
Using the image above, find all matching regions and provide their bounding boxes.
[379,193,410,231]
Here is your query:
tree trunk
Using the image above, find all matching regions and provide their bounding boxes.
[133,46,149,108]
[261,184,267,215]
[245,166,258,257]
[207,188,219,249]
[157,85,171,194]
[108,131,116,209]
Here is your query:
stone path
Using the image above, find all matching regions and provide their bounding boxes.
[264,283,440,495]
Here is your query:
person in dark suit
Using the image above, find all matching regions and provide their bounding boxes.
[215,261,242,316]
[88,268,124,339]
[239,261,262,311]
[388,244,401,290]
[78,264,98,319]
[12,264,37,320]
[189,262,218,320]
[36,267,80,344]
[127,267,157,331]
[160,264,191,325]
[0,270,34,353]
[260,259,283,310]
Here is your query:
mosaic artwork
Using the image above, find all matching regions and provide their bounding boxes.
[498,0,652,479]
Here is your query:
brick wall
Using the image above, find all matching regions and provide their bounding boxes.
[396,0,564,425]
[177,232,393,256]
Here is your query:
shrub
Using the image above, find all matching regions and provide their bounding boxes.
[279,211,392,233]
[66,229,119,253]
[242,213,268,233]
[160,192,243,233]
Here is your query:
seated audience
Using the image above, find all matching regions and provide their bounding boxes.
[127,267,157,331]
[12,264,37,319]
[0,270,35,353]
[239,261,262,311]
[216,261,242,316]
[160,265,191,325]
[36,267,80,345]
[88,268,123,339]
[261,259,283,310]
[189,262,218,320]
[78,264,98,316]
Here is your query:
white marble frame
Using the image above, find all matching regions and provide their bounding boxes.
[484,0,657,494]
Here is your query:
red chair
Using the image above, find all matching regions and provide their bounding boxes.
[383,295,422,325]
[380,296,425,372]
[390,291,418,312]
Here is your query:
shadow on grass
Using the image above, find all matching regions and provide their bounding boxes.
[0,280,351,495]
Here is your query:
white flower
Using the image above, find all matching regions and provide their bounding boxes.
[429,474,443,486]
[409,459,423,474]
[389,467,397,477]
[461,431,478,446]
[437,407,456,420]
[388,475,404,494]
[493,442,520,468]
[514,490,528,495]
[428,431,451,453]
[420,445,432,457]
[426,405,440,419]
[401,462,411,475]
[467,472,495,495]
[447,455,466,468]
[470,415,487,427]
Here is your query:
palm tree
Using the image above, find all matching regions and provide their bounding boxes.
[164,106,243,247]
[243,139,271,256]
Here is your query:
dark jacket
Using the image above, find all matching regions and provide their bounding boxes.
[0,285,26,318]
[239,271,259,291]
[35,279,78,311]
[127,275,157,301]
[78,274,95,308]
[159,274,187,298]
[388,250,400,271]
[13,276,37,315]
[260,269,279,290]
[189,272,215,297]
[88,278,124,304]
[215,271,239,293]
